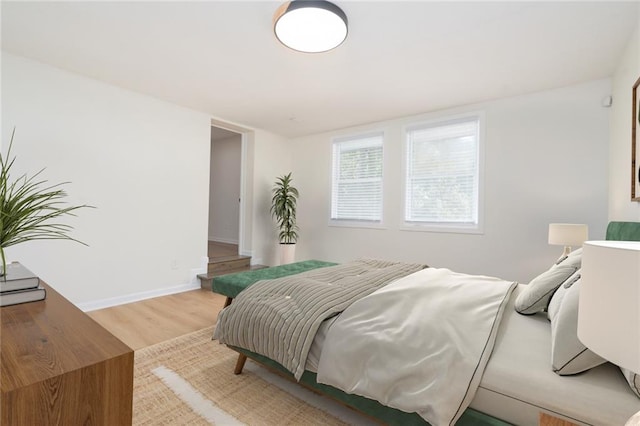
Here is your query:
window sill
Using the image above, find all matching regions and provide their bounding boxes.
[328,220,387,230]
[400,222,483,235]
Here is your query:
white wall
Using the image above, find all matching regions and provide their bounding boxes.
[209,134,241,244]
[3,38,628,303]
[609,12,640,220]
[291,80,611,283]
[250,129,292,266]
[1,52,211,306]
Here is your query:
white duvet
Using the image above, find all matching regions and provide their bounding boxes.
[316,267,516,426]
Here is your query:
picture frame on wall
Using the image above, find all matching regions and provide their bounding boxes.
[632,76,640,201]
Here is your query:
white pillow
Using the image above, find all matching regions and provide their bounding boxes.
[548,275,606,375]
[621,368,640,399]
[546,268,580,321]
[515,248,582,315]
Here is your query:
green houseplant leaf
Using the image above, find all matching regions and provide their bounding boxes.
[0,129,93,277]
[270,172,299,244]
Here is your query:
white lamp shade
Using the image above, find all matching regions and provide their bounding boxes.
[548,223,589,246]
[274,1,348,53]
[578,241,640,372]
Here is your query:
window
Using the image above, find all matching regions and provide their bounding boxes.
[404,115,481,229]
[331,132,383,223]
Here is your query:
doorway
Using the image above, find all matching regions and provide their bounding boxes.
[209,126,242,259]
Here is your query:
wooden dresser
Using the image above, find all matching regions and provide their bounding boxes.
[1,282,134,425]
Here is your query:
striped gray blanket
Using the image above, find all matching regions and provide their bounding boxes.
[213,258,426,380]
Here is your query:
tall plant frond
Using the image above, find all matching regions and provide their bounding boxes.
[0,129,93,277]
[270,172,299,244]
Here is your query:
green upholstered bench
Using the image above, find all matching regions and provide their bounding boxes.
[212,260,337,306]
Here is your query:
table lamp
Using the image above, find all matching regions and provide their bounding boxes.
[578,241,640,425]
[548,223,589,257]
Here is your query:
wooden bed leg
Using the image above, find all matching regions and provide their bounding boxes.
[224,297,233,308]
[234,354,247,375]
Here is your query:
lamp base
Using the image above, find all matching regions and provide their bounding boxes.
[554,246,573,264]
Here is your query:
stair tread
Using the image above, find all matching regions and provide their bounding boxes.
[208,255,251,264]
[198,264,268,281]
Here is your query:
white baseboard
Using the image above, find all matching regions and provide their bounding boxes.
[78,277,204,312]
[78,259,209,312]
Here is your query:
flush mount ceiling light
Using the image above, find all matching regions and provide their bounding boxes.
[273,0,348,53]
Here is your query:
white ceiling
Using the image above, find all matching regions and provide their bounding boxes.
[2,1,638,138]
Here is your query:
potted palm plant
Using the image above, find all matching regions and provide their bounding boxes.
[270,172,298,265]
[0,129,91,277]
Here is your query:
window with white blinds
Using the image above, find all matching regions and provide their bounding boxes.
[331,133,383,223]
[405,115,481,228]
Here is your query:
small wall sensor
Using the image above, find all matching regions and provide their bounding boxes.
[602,95,613,108]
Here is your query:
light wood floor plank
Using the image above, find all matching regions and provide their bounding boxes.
[88,289,225,350]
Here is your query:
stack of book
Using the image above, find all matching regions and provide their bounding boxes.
[0,262,46,307]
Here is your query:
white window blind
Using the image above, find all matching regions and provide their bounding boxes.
[331,133,383,222]
[405,116,480,225]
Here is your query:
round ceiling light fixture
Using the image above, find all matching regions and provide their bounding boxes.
[273,1,348,53]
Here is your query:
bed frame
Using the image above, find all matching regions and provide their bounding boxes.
[217,221,640,425]
[230,345,506,425]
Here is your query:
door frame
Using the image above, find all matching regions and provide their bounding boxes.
[210,118,253,257]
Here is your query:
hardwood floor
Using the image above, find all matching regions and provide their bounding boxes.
[88,241,245,350]
[88,288,226,351]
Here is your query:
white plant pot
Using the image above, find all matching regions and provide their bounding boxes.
[279,244,296,265]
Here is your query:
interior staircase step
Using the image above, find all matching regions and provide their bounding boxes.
[207,255,251,274]
[198,264,268,290]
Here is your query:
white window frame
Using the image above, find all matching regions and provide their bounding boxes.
[402,112,484,234]
[329,131,385,228]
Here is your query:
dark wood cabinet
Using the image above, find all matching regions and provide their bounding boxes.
[1,282,134,425]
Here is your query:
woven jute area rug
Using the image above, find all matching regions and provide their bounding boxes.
[133,326,371,425]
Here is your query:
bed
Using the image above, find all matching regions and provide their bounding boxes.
[213,222,640,425]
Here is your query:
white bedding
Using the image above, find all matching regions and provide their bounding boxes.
[471,284,640,425]
[306,284,640,425]
[315,268,516,426]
